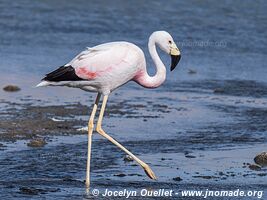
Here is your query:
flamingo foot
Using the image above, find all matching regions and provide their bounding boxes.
[143,164,157,180]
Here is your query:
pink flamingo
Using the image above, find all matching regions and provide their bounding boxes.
[37,31,181,187]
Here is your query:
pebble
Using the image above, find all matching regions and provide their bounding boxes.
[193,175,218,179]
[248,164,261,171]
[254,152,267,167]
[128,173,142,177]
[19,186,59,195]
[188,69,197,74]
[218,172,225,176]
[3,85,21,92]
[173,177,183,181]
[114,173,126,177]
[27,138,47,148]
[257,173,267,177]
[19,187,41,195]
[185,155,196,158]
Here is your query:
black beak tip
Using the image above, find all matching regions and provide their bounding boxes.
[170,54,181,71]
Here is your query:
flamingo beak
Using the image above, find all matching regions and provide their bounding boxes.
[171,54,181,71]
[170,44,181,71]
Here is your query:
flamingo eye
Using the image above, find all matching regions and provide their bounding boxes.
[168,40,172,44]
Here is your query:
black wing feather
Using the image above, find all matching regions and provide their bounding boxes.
[42,66,85,82]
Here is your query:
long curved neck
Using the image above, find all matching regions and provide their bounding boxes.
[135,35,166,88]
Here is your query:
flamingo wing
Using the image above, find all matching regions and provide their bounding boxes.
[67,42,131,80]
[42,42,135,82]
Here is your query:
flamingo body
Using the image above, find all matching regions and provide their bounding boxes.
[39,42,145,95]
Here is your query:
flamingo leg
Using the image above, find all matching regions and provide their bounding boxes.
[86,93,101,188]
[96,95,157,180]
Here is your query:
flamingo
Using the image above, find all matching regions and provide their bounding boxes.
[36,31,181,187]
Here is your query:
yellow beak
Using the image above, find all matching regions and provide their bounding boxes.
[170,44,180,56]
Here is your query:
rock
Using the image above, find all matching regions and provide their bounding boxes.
[254,152,267,167]
[123,155,134,162]
[230,174,235,177]
[257,173,267,177]
[27,138,47,148]
[218,171,225,176]
[193,175,218,179]
[19,187,41,195]
[114,173,126,177]
[213,88,224,94]
[3,85,21,92]
[19,186,59,195]
[248,164,261,171]
[128,173,142,177]
[173,176,183,181]
[188,69,197,74]
[185,155,196,158]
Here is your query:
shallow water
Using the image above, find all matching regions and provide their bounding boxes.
[0,0,267,199]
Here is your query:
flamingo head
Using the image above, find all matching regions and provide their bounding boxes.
[152,31,181,71]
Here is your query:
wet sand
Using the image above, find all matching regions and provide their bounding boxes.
[0,79,266,199]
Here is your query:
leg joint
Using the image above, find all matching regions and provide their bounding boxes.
[96,124,102,133]
[88,120,94,130]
